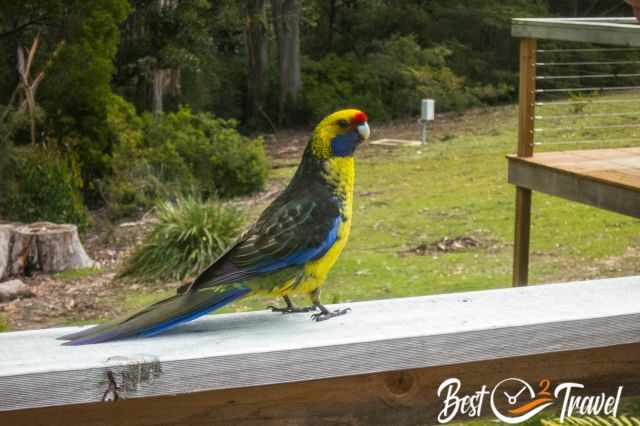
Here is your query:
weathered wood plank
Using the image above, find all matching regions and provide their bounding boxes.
[512,18,640,46]
[2,343,640,426]
[512,187,532,286]
[513,148,640,191]
[512,37,537,287]
[517,38,536,158]
[508,152,640,217]
[1,276,640,416]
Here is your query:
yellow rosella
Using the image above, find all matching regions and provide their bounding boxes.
[61,109,370,344]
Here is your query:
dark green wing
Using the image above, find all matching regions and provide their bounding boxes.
[187,185,341,291]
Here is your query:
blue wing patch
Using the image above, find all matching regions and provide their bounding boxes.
[253,216,341,273]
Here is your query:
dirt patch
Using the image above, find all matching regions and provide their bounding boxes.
[400,235,482,256]
[535,245,640,284]
[0,219,154,331]
[1,272,117,329]
[357,190,384,197]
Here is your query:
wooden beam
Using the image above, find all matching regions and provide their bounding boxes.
[512,37,536,287]
[516,38,536,158]
[3,342,640,426]
[512,187,532,286]
[508,155,640,218]
[1,276,640,421]
[512,17,640,47]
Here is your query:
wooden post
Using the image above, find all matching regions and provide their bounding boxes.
[513,37,536,287]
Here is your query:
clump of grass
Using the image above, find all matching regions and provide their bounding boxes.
[120,195,245,282]
[0,315,8,332]
[54,267,102,281]
[569,91,596,114]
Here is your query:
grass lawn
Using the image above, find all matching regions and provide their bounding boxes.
[126,102,640,313]
[0,314,7,332]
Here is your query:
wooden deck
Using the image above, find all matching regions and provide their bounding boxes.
[508,147,640,218]
[509,17,640,285]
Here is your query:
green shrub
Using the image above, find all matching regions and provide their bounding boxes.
[0,121,14,201]
[142,107,269,198]
[199,116,269,198]
[0,314,7,332]
[0,109,47,201]
[568,92,597,114]
[101,97,268,220]
[3,146,88,229]
[120,195,245,282]
[101,95,172,219]
[369,35,479,115]
[302,53,386,121]
[102,160,170,220]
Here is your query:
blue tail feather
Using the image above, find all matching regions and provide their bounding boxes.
[142,287,251,337]
[63,287,251,345]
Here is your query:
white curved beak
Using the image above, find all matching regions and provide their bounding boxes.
[357,122,370,141]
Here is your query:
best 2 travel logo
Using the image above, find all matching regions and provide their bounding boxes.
[436,377,623,424]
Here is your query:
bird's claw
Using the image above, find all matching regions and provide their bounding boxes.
[311,307,351,322]
[268,305,318,314]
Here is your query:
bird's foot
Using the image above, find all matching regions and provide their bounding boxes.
[311,307,351,322]
[268,305,318,314]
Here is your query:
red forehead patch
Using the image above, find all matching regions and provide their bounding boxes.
[352,111,368,124]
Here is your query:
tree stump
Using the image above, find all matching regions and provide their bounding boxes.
[0,224,13,280]
[9,222,95,276]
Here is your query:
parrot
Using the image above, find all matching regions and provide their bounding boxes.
[60,109,370,345]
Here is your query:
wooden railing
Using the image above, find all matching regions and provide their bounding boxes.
[509,17,640,286]
[1,275,640,425]
[512,37,537,286]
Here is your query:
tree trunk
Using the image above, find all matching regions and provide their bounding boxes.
[245,0,269,127]
[151,69,169,113]
[271,0,302,124]
[0,225,13,280]
[151,69,165,113]
[9,222,95,276]
[327,0,337,53]
[151,68,181,113]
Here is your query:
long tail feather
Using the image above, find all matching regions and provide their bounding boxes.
[59,286,251,345]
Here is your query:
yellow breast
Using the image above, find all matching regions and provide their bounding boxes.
[297,156,355,293]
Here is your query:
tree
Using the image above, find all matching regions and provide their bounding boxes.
[271,0,302,124]
[117,0,213,113]
[245,0,269,128]
[0,0,131,204]
[548,0,628,17]
[4,35,64,145]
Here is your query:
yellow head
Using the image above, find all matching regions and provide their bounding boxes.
[309,109,370,159]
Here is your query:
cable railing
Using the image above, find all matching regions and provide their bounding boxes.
[531,44,640,149]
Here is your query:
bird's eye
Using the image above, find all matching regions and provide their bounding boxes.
[337,119,350,129]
